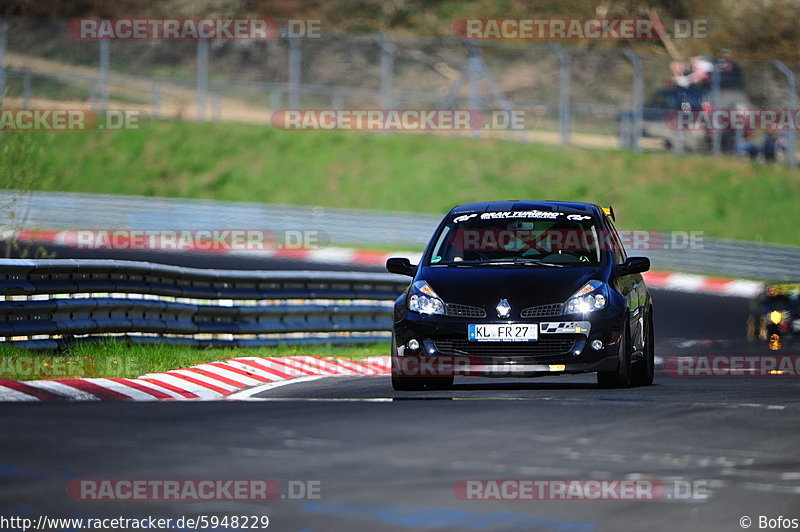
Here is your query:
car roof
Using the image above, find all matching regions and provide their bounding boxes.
[448,200,602,216]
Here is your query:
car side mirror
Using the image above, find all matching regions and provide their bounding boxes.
[618,257,650,276]
[386,257,418,277]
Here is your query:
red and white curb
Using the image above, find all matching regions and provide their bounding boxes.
[0,355,390,402]
[640,271,763,298]
[16,230,764,298]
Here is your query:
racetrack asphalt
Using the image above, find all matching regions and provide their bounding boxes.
[1,244,798,531]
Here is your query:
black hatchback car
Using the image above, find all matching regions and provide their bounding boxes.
[386,200,654,390]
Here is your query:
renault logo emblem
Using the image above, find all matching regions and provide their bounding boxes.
[496,299,511,319]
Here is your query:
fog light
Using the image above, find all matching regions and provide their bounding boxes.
[590,339,604,351]
[407,339,420,351]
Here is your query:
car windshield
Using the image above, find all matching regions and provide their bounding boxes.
[428,211,602,266]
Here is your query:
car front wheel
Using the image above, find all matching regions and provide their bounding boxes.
[597,320,632,389]
[631,312,655,386]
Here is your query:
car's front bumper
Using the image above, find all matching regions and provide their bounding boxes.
[392,308,625,378]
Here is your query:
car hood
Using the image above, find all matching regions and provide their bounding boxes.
[418,265,602,309]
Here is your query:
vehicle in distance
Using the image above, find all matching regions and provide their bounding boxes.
[747,283,800,349]
[386,200,654,390]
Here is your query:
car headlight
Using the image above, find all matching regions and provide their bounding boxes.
[408,280,446,315]
[564,280,608,314]
[769,310,790,324]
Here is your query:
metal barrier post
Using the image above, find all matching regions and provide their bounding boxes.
[378,33,394,109]
[288,31,301,109]
[0,18,6,105]
[774,60,797,169]
[22,68,31,109]
[623,49,643,152]
[270,89,282,114]
[151,81,160,119]
[212,89,222,121]
[711,66,721,157]
[466,41,482,138]
[196,38,208,122]
[99,38,109,113]
[551,44,571,145]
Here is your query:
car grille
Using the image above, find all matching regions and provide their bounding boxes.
[445,303,486,318]
[520,303,563,318]
[434,338,576,357]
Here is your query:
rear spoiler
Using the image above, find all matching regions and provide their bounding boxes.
[602,206,616,221]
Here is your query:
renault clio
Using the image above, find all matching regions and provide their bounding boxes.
[386,201,654,390]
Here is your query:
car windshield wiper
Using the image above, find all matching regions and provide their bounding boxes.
[482,259,564,267]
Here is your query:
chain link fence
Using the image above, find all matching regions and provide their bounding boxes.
[1,17,799,163]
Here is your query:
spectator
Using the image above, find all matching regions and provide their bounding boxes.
[716,49,744,89]
[688,55,714,87]
[672,55,714,89]
[734,130,759,160]
[763,133,778,162]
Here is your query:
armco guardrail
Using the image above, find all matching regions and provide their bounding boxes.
[0,259,407,350]
[3,191,800,282]
[642,239,800,283]
[1,190,441,250]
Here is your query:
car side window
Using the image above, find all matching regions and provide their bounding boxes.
[606,219,627,265]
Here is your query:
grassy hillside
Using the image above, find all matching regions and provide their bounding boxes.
[19,120,800,245]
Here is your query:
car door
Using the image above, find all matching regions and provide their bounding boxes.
[606,219,645,351]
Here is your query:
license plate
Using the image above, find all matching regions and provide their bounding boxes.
[468,324,538,342]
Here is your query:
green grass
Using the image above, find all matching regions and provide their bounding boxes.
[20,119,800,246]
[0,340,389,381]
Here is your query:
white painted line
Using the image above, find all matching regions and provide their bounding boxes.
[227,375,326,400]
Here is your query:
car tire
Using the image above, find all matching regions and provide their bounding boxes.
[597,320,632,389]
[391,375,425,391]
[390,334,425,391]
[631,312,655,387]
